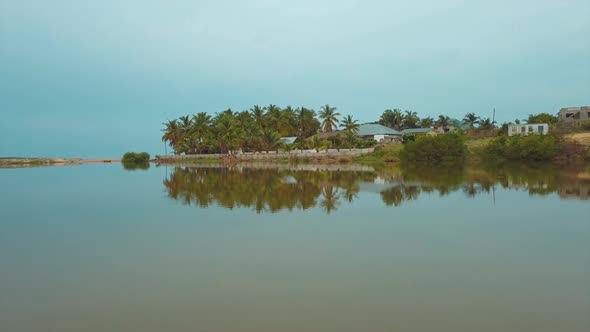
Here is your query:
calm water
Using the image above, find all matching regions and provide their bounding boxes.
[1,163,589,332]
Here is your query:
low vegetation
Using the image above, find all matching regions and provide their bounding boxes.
[400,132,466,163]
[482,135,559,161]
[121,152,150,164]
[353,144,403,166]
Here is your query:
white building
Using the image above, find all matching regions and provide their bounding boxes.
[507,123,549,137]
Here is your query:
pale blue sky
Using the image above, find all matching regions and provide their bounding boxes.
[1,0,589,157]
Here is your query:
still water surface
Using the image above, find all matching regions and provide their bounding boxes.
[1,163,589,332]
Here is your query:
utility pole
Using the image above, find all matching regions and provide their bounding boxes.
[493,108,496,123]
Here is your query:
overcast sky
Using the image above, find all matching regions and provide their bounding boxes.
[1,0,589,157]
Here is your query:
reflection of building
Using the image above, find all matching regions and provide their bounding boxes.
[558,106,590,123]
[558,183,590,200]
[507,123,549,136]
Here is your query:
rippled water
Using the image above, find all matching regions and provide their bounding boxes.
[1,163,589,332]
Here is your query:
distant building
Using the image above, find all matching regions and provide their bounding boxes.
[558,106,590,122]
[357,124,402,142]
[507,123,549,136]
[401,128,435,136]
[280,136,297,145]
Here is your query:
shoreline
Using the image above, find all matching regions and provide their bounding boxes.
[0,158,121,168]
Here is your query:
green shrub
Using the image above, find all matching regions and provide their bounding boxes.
[400,132,466,163]
[402,134,416,144]
[122,152,150,164]
[483,135,558,161]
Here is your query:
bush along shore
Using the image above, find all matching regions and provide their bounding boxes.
[121,152,151,170]
[157,130,589,167]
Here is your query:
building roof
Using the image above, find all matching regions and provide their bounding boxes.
[560,106,589,112]
[508,123,548,127]
[401,128,433,134]
[358,124,402,136]
[280,136,297,145]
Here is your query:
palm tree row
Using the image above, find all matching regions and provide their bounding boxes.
[378,109,496,131]
[161,104,363,155]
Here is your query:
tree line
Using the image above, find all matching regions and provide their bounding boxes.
[161,104,558,155]
[161,104,365,154]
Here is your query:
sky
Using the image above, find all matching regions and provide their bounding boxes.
[1,0,589,158]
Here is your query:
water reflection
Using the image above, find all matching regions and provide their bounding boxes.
[163,163,590,213]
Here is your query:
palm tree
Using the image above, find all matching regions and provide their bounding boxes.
[402,110,420,129]
[191,112,212,153]
[215,112,244,153]
[419,116,434,128]
[261,128,281,152]
[177,114,193,146]
[319,104,341,132]
[308,135,327,152]
[435,115,451,131]
[340,115,360,133]
[265,104,282,132]
[379,109,403,130]
[462,113,480,129]
[279,106,297,136]
[296,107,320,139]
[250,105,266,129]
[161,119,180,153]
[478,118,496,130]
[343,130,358,149]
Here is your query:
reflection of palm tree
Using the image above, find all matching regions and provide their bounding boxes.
[320,186,340,214]
[463,182,478,197]
[380,186,404,207]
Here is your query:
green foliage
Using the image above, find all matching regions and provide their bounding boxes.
[354,143,402,165]
[435,115,451,130]
[527,113,557,125]
[482,135,559,161]
[402,133,415,144]
[379,109,403,130]
[357,138,377,149]
[400,132,466,163]
[419,116,434,128]
[462,113,480,128]
[319,104,341,132]
[580,120,590,130]
[307,135,330,152]
[379,109,421,130]
[478,118,496,130]
[122,152,150,164]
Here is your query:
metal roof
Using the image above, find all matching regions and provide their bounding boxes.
[358,124,402,136]
[401,128,433,134]
[280,136,298,144]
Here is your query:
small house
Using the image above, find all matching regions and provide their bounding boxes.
[507,123,549,137]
